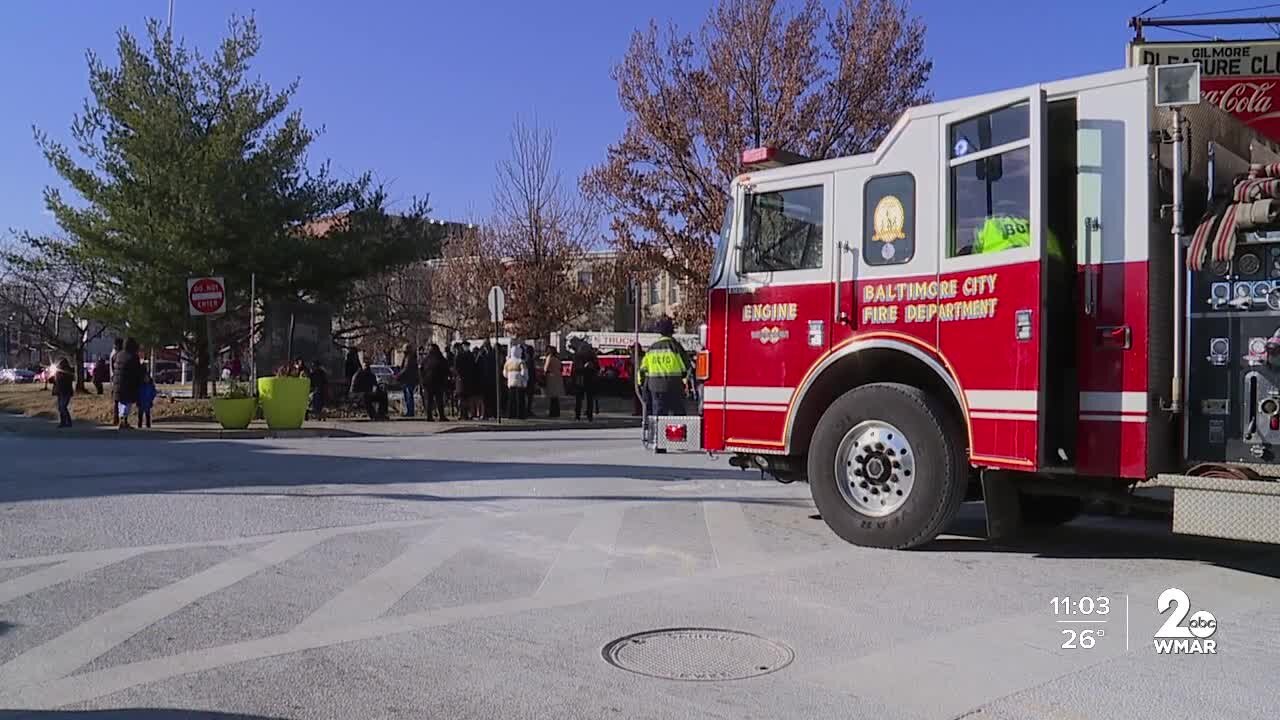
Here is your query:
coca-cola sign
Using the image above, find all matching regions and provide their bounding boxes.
[1131,40,1280,142]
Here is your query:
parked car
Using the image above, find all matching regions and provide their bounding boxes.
[370,364,396,388]
[150,361,181,384]
[0,368,36,384]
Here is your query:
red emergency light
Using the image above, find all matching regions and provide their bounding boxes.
[740,146,811,170]
[665,424,688,442]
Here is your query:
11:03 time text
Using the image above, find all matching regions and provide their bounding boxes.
[1050,596,1111,615]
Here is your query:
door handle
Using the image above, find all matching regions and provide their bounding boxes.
[1083,217,1100,317]
[1096,325,1131,349]
[836,241,853,325]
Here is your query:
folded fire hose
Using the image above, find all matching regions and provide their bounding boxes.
[1188,163,1280,271]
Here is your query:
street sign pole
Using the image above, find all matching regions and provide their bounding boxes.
[488,285,506,424]
[494,314,501,425]
[207,315,216,398]
[249,272,256,386]
[188,276,226,398]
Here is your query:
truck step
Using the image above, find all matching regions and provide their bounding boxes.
[1154,474,1280,544]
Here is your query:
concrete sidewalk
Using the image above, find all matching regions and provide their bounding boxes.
[0,411,641,440]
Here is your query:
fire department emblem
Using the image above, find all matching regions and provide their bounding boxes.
[872,195,906,243]
[751,326,790,345]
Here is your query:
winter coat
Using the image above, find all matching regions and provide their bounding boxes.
[111,351,143,403]
[92,360,109,383]
[397,352,420,386]
[475,349,495,393]
[521,344,536,385]
[350,367,377,395]
[504,348,528,388]
[52,367,74,398]
[542,353,565,397]
[309,366,329,399]
[423,349,449,390]
[455,350,476,396]
[138,379,157,411]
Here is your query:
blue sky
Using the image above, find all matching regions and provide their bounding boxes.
[0,0,1267,234]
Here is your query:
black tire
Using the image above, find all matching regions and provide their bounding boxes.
[1018,493,1083,527]
[807,382,967,549]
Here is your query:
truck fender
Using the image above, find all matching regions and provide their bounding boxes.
[783,337,969,456]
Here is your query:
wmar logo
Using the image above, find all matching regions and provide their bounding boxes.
[1154,588,1218,655]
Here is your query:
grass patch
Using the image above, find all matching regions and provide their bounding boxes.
[0,384,213,426]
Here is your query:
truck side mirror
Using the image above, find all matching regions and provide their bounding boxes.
[973,114,1002,182]
[975,154,1003,182]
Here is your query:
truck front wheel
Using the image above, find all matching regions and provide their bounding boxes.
[807,383,967,549]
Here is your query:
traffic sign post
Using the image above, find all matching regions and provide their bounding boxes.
[188,276,226,397]
[488,286,505,424]
[187,277,226,316]
[487,285,505,323]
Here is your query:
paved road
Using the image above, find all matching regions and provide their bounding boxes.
[0,429,1276,719]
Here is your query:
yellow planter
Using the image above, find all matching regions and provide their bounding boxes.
[257,376,310,429]
[212,397,257,430]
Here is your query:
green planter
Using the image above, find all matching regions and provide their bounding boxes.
[212,397,257,430]
[257,376,310,430]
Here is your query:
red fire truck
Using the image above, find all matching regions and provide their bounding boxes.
[647,63,1280,549]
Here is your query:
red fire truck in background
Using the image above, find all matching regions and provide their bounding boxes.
[647,63,1280,549]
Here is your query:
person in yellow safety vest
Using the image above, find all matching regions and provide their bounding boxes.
[640,316,691,416]
[973,215,1064,261]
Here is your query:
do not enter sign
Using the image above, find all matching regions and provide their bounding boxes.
[187,276,226,316]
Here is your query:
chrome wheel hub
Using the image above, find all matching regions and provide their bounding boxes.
[835,420,916,517]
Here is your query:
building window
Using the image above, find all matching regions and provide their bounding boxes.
[648,279,660,305]
[668,277,679,304]
[741,185,824,273]
[577,270,593,287]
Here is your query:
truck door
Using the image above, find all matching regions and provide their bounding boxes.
[938,88,1051,469]
[719,174,834,451]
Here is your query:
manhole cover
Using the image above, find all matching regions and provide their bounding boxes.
[602,627,794,681]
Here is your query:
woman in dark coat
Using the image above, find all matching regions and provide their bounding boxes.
[453,344,474,420]
[111,337,144,429]
[422,344,449,421]
[52,357,75,427]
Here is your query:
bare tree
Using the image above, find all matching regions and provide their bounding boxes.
[430,223,502,342]
[583,0,932,321]
[487,118,613,341]
[0,237,108,389]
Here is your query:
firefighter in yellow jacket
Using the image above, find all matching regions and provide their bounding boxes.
[640,316,691,416]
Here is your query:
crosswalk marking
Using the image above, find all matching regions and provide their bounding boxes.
[0,550,143,605]
[0,544,849,709]
[0,530,334,688]
[702,501,761,567]
[295,523,468,632]
[534,505,627,599]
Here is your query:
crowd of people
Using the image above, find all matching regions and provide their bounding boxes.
[51,336,157,429]
[44,316,695,429]
[338,337,606,423]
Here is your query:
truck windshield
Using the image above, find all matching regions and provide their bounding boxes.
[709,197,734,285]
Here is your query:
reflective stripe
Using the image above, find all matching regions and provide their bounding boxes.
[703,386,795,404]
[974,215,1064,260]
[641,338,689,378]
[970,411,1036,421]
[722,403,789,413]
[641,349,686,377]
[965,389,1037,412]
[1080,413,1147,423]
[1079,391,1148,414]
